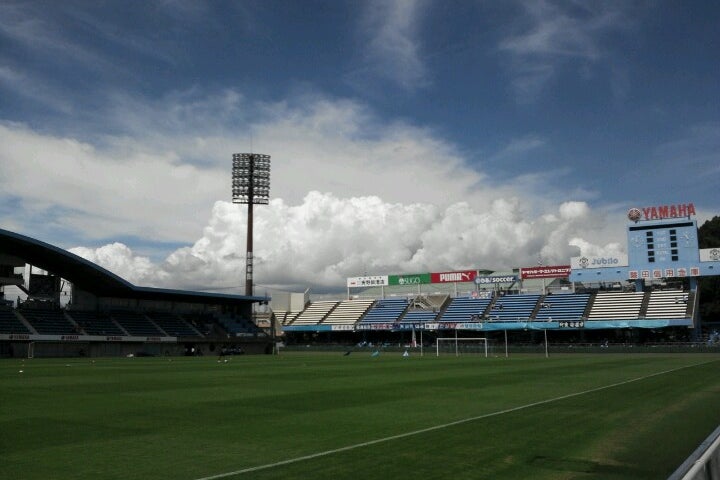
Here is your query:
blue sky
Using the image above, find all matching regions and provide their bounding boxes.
[1,0,719,292]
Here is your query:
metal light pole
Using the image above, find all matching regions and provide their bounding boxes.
[232,153,271,296]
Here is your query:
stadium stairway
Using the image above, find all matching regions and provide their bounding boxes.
[582,292,597,319]
[639,291,652,318]
[686,291,696,317]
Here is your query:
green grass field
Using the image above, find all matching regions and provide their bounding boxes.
[2,352,720,480]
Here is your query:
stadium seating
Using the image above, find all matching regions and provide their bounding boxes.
[487,294,541,321]
[68,310,126,336]
[400,309,438,323]
[0,306,32,334]
[534,293,590,321]
[322,299,374,325]
[275,310,302,325]
[110,311,164,336]
[587,292,645,320]
[21,308,78,335]
[146,312,202,336]
[438,297,492,323]
[290,301,339,325]
[644,289,690,319]
[216,315,263,336]
[180,313,216,336]
[359,298,409,323]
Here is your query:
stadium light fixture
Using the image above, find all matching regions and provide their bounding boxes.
[232,153,271,296]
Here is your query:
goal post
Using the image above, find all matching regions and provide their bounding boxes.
[436,337,489,357]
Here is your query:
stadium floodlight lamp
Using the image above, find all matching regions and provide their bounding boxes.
[232,153,271,205]
[232,153,271,296]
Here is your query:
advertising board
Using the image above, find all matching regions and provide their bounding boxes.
[430,270,476,283]
[700,248,720,262]
[475,275,517,284]
[389,273,431,285]
[571,255,629,269]
[347,275,389,288]
[520,265,571,279]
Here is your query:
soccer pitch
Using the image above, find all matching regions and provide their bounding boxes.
[2,353,720,480]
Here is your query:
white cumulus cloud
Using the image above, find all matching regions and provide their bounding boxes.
[1,90,627,294]
[69,194,622,293]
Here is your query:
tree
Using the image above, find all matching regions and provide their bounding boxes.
[698,216,720,249]
[698,216,720,323]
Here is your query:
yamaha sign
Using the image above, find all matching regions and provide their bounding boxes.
[627,203,696,222]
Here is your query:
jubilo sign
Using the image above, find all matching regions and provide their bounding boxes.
[628,203,696,222]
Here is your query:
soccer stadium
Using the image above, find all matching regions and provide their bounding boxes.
[2,202,720,479]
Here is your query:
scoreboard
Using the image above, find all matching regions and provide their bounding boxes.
[569,203,709,284]
[628,220,697,265]
[626,218,700,281]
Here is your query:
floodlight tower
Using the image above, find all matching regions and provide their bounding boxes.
[232,153,271,296]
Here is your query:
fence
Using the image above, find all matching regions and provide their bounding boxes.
[668,424,720,480]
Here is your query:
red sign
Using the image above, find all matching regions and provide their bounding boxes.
[520,265,571,279]
[638,203,696,221]
[430,270,476,283]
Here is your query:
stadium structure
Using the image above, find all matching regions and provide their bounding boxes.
[1,201,719,357]
[275,202,720,347]
[0,228,274,358]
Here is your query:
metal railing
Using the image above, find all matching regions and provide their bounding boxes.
[668,424,720,480]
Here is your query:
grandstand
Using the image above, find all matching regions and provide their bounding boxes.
[68,310,126,336]
[3,203,720,356]
[645,289,691,319]
[110,311,165,336]
[534,293,590,321]
[216,314,265,336]
[21,308,77,335]
[359,298,408,324]
[0,306,31,334]
[438,296,491,323]
[278,310,302,326]
[0,228,272,358]
[587,292,645,320]
[146,311,202,337]
[323,299,374,325]
[487,294,541,321]
[400,309,439,324]
[290,300,339,325]
[281,286,699,339]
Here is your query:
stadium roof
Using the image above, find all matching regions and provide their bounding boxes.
[0,228,267,305]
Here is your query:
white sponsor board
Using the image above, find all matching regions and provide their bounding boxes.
[700,248,720,262]
[346,275,389,288]
[456,323,484,330]
[571,254,629,269]
[331,325,354,331]
[0,334,178,342]
[475,275,517,284]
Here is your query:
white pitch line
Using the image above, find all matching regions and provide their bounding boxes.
[194,360,717,480]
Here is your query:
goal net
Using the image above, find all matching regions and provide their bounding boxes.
[436,337,489,357]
